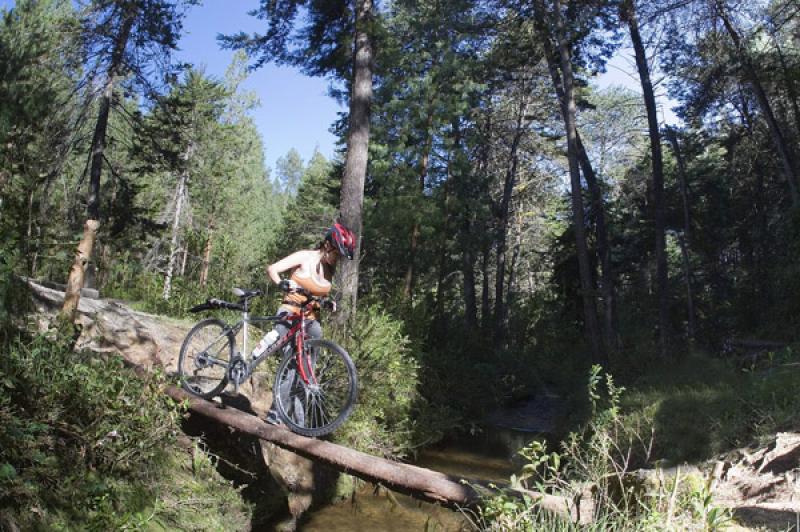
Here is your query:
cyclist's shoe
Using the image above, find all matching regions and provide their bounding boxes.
[265,409,283,426]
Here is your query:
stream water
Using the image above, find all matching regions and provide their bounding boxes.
[300,427,545,532]
[297,391,563,531]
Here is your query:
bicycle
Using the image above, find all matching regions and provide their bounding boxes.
[176,287,358,437]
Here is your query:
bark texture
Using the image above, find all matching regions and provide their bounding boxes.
[665,128,696,341]
[60,220,101,320]
[337,0,374,324]
[163,385,591,522]
[60,13,134,321]
[550,0,606,365]
[493,103,526,346]
[624,0,670,355]
[163,171,188,300]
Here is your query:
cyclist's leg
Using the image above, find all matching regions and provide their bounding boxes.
[267,313,291,424]
[288,320,323,426]
[278,319,323,426]
[307,319,322,339]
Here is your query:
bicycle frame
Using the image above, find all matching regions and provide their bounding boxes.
[200,305,319,386]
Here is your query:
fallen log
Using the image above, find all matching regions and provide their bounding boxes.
[23,278,591,523]
[164,385,591,523]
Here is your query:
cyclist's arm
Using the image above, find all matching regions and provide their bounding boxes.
[267,250,308,285]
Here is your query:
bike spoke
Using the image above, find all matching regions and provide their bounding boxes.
[273,339,356,436]
[179,320,233,398]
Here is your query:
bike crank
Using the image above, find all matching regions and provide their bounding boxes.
[227,354,250,394]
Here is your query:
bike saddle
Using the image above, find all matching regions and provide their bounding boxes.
[232,287,263,299]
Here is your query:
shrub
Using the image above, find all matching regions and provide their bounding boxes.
[329,305,438,458]
[0,333,251,530]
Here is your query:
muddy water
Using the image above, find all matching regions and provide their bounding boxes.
[300,433,537,532]
[300,486,471,532]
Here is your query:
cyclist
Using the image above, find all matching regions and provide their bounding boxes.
[264,222,356,425]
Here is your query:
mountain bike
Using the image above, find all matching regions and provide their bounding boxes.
[177,287,357,437]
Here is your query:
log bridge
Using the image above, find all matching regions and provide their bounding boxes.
[24,278,589,524]
[163,385,589,522]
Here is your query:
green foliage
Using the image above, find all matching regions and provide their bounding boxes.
[273,149,339,258]
[0,333,252,530]
[329,306,423,457]
[0,333,177,527]
[478,367,735,531]
[624,349,800,463]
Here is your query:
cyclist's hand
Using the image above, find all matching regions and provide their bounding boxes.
[321,298,337,312]
[278,279,298,292]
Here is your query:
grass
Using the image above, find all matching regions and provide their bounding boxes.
[621,345,800,464]
[479,344,800,530]
[0,332,264,531]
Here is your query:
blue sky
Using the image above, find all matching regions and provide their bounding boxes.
[0,0,341,175]
[177,1,341,174]
[0,0,679,171]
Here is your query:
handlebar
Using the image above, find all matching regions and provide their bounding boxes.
[285,286,337,311]
[188,286,336,314]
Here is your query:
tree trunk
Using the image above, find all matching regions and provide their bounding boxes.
[664,128,696,341]
[403,223,421,299]
[494,105,526,346]
[577,133,616,350]
[481,243,491,331]
[336,0,373,325]
[26,187,35,275]
[60,14,133,322]
[199,217,214,288]
[545,0,606,365]
[770,32,800,141]
[624,0,670,356]
[60,220,101,320]
[454,146,479,330]
[543,37,616,348]
[434,164,453,334]
[462,238,478,330]
[715,0,800,206]
[403,106,434,301]
[180,246,188,277]
[162,385,591,522]
[505,210,523,329]
[163,171,188,300]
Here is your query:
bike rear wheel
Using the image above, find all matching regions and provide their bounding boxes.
[273,339,357,437]
[177,318,234,399]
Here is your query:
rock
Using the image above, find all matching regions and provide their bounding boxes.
[755,432,800,475]
[261,441,316,521]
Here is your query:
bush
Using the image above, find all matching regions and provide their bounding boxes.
[329,305,447,458]
[0,334,251,530]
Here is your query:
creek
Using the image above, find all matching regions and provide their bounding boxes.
[300,392,563,531]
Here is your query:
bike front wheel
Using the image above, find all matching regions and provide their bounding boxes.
[177,318,234,399]
[273,339,358,437]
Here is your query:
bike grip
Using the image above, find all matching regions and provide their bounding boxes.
[279,279,303,292]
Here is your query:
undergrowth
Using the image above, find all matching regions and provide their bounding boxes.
[624,346,800,463]
[0,333,252,530]
[480,345,800,530]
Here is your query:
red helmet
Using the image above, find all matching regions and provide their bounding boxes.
[325,222,356,259]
